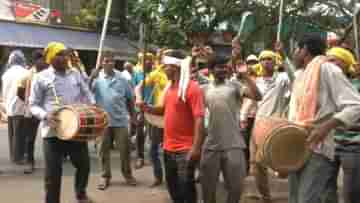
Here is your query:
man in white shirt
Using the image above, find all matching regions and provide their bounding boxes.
[122,62,134,82]
[1,50,30,164]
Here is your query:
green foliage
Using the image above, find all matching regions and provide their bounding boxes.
[75,0,106,29]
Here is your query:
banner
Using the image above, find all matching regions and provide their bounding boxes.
[13,1,62,24]
[0,0,62,25]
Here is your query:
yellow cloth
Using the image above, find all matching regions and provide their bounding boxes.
[326,47,356,72]
[259,50,277,61]
[145,66,169,106]
[44,42,66,64]
[251,63,264,77]
[275,52,283,66]
[259,50,283,71]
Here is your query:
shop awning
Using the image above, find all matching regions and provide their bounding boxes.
[0,20,138,56]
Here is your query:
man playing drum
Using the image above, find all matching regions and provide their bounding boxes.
[135,49,169,187]
[132,52,155,169]
[200,56,261,203]
[288,33,360,203]
[29,42,95,203]
[251,49,292,203]
[91,52,137,190]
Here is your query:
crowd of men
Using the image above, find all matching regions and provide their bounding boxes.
[1,31,360,203]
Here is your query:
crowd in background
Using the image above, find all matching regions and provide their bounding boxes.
[1,31,360,203]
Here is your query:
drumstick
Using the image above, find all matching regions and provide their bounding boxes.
[50,83,61,107]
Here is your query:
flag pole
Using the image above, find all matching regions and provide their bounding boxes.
[277,0,285,42]
[354,4,360,61]
[95,0,113,70]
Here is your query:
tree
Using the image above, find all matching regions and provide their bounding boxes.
[128,0,355,50]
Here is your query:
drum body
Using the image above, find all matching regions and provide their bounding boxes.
[253,117,310,173]
[55,104,109,141]
[144,112,164,129]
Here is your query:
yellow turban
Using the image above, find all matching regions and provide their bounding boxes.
[137,52,155,61]
[327,47,356,71]
[135,52,155,71]
[44,42,66,64]
[259,50,277,61]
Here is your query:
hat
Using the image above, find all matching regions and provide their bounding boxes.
[246,54,258,62]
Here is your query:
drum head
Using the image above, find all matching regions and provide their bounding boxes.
[144,113,164,128]
[56,108,78,140]
[263,125,310,173]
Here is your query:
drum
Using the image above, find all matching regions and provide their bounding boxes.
[55,104,109,141]
[252,117,289,146]
[253,117,310,173]
[144,112,164,129]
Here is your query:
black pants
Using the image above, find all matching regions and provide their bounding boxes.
[164,151,197,203]
[8,116,25,163]
[149,126,163,180]
[43,137,90,203]
[23,117,40,164]
[335,144,360,203]
[136,113,146,159]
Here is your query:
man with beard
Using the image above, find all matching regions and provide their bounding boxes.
[288,33,360,203]
[135,49,169,187]
[200,56,261,203]
[142,50,204,203]
[132,52,155,169]
[29,42,95,203]
[251,49,291,203]
[93,52,137,190]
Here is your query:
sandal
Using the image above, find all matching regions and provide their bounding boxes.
[97,179,110,190]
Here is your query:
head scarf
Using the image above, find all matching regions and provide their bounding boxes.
[259,50,277,61]
[162,54,191,102]
[7,50,27,69]
[44,42,66,64]
[326,47,356,72]
[259,50,283,70]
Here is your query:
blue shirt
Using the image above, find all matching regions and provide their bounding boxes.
[29,67,95,138]
[93,70,133,127]
[132,70,153,104]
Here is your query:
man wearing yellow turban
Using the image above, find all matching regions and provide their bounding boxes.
[326,47,357,75]
[249,49,292,203]
[44,42,66,65]
[29,42,95,203]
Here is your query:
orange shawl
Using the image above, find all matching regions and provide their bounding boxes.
[295,56,327,126]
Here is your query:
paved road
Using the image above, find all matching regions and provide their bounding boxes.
[0,125,343,203]
[0,127,170,203]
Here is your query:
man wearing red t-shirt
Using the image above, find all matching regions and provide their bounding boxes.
[142,50,204,203]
